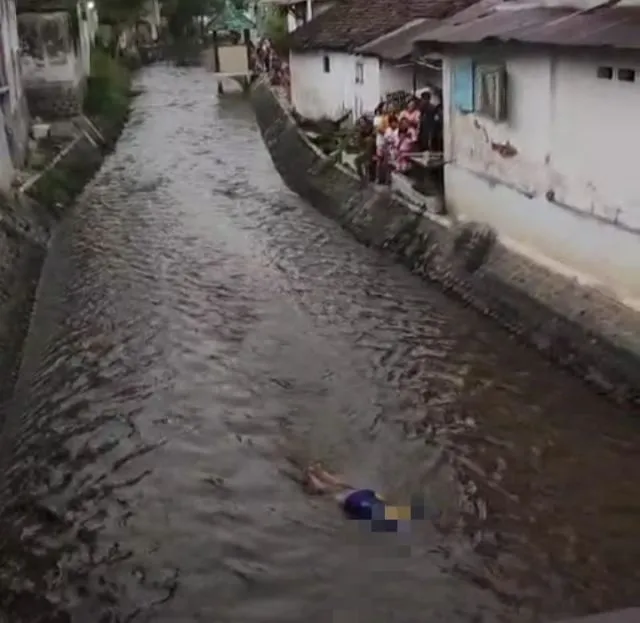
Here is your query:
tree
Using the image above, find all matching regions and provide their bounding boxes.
[96,0,148,27]
[260,6,287,53]
[162,0,249,40]
[95,0,148,56]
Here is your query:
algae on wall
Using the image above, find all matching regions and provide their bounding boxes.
[0,217,45,406]
[0,52,134,409]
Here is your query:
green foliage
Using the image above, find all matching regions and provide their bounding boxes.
[261,6,287,52]
[96,0,148,25]
[162,0,249,39]
[84,48,132,119]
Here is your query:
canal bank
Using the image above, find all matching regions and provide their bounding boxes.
[0,55,133,406]
[0,66,639,622]
[250,78,640,408]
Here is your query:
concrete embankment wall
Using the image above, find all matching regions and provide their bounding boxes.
[0,113,128,408]
[0,199,48,404]
[251,79,640,407]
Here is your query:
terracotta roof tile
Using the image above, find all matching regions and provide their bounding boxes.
[289,0,479,52]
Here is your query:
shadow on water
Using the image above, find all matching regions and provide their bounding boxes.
[0,66,639,622]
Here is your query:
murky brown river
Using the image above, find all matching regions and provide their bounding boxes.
[0,67,639,623]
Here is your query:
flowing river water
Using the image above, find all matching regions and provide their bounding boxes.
[0,66,639,623]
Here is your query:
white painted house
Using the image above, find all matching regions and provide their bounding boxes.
[288,0,475,120]
[414,0,640,304]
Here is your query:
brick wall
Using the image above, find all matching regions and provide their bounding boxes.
[251,78,640,407]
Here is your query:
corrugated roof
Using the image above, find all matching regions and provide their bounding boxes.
[413,0,640,51]
[357,18,438,60]
[289,0,479,53]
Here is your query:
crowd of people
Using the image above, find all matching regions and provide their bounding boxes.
[354,90,443,185]
[253,39,441,185]
[254,38,290,91]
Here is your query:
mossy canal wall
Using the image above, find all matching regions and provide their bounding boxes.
[0,107,130,407]
[251,78,640,408]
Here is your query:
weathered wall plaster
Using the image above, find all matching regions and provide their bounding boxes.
[442,51,640,303]
[18,7,92,119]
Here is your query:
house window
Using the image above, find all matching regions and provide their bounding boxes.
[323,55,330,73]
[475,64,508,122]
[597,66,613,79]
[355,61,364,84]
[451,59,508,121]
[452,59,474,112]
[618,68,635,82]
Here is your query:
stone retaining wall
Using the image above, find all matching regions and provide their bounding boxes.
[25,81,85,120]
[251,79,640,407]
[0,104,130,410]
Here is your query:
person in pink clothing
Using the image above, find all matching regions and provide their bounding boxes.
[395,117,417,173]
[399,97,421,128]
[378,113,399,184]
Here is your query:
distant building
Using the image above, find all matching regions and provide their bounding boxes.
[287,0,474,121]
[136,0,161,44]
[413,0,640,303]
[17,0,97,119]
[259,0,333,34]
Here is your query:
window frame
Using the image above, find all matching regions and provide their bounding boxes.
[474,63,508,122]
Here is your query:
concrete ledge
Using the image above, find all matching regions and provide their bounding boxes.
[0,103,131,410]
[251,78,640,407]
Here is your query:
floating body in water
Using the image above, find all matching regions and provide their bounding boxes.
[304,464,418,532]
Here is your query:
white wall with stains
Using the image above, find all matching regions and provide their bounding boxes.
[18,8,93,88]
[442,50,640,304]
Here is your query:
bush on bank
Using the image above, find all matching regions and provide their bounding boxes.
[26,50,134,212]
[84,48,133,135]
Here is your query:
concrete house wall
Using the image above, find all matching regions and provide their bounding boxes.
[18,2,94,119]
[290,50,380,119]
[290,51,431,120]
[442,48,640,304]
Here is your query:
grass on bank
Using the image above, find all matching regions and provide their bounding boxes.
[25,50,133,211]
[84,48,132,120]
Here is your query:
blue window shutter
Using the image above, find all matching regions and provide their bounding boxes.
[452,59,474,112]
